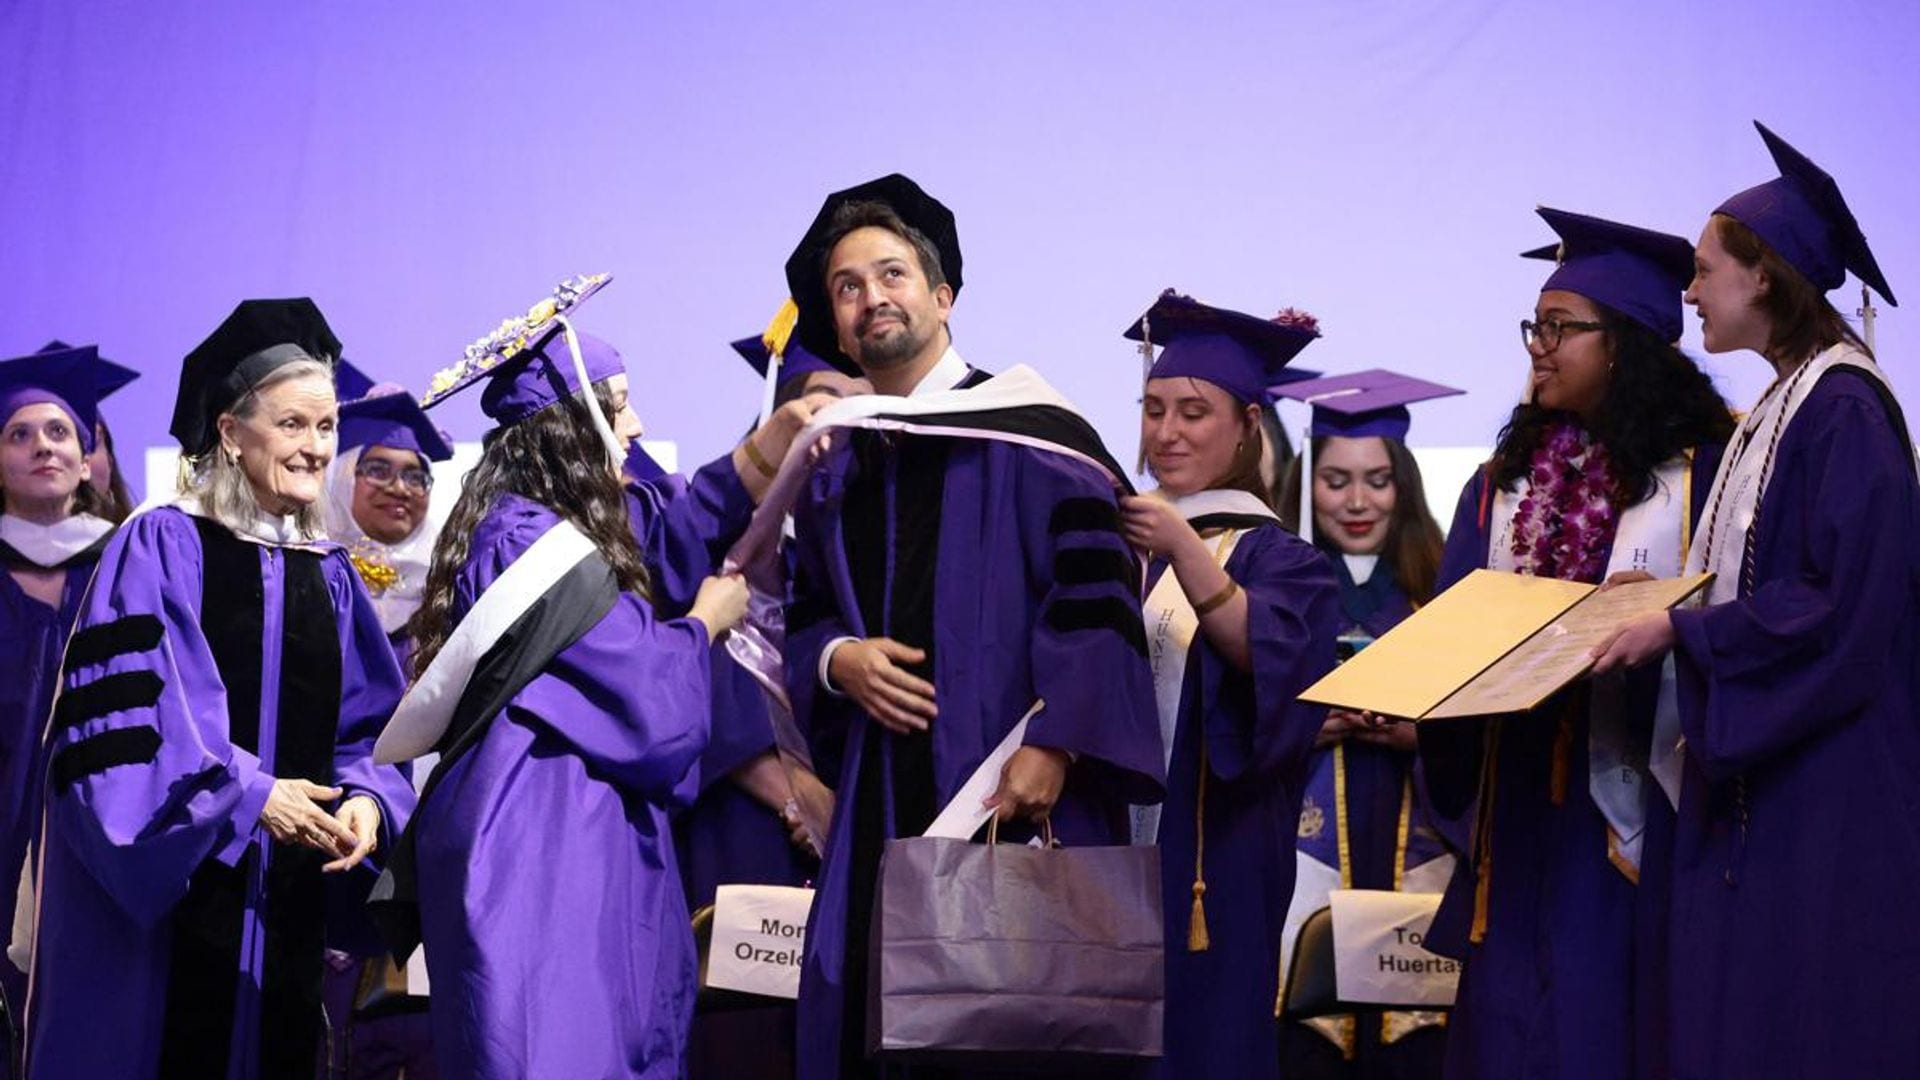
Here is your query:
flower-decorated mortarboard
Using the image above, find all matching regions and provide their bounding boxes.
[1270,368,1463,543]
[40,340,140,401]
[1523,207,1697,342]
[732,298,842,423]
[421,274,625,463]
[340,390,454,463]
[0,345,102,453]
[1716,120,1896,305]
[1124,289,1321,406]
[783,173,964,374]
[170,298,342,457]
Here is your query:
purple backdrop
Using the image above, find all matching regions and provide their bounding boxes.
[4,1,1916,500]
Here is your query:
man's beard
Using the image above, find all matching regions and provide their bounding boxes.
[853,308,929,371]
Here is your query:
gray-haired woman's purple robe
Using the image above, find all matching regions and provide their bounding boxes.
[1665,371,1920,1079]
[24,506,415,1080]
[409,492,720,1079]
[1151,522,1341,1079]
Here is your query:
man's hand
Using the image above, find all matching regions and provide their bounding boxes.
[983,746,1070,824]
[830,638,937,734]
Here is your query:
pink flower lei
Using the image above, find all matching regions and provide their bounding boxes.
[1509,419,1619,583]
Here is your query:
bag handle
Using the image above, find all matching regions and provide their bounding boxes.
[986,814,1058,848]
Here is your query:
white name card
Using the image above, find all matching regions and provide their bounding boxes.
[705,884,815,999]
[1329,888,1460,1008]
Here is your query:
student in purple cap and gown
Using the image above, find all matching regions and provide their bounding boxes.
[777,175,1164,1080]
[1269,369,1462,1080]
[0,346,117,1050]
[1413,208,1734,1080]
[1593,122,1920,1080]
[370,276,813,1079]
[23,299,418,1080]
[1115,291,1341,1079]
[35,341,140,524]
[315,385,454,1079]
[677,313,862,1080]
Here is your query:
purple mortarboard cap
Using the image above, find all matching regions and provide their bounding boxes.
[1263,366,1325,400]
[1272,368,1464,442]
[336,359,377,401]
[171,298,341,456]
[340,390,454,462]
[1716,121,1895,305]
[731,334,838,385]
[1124,290,1320,405]
[422,274,620,427]
[40,340,140,401]
[1524,207,1695,342]
[784,174,963,374]
[0,345,102,453]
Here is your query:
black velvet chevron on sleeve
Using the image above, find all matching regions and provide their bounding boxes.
[1048,497,1121,537]
[50,725,163,787]
[1042,595,1148,657]
[51,670,165,732]
[62,614,165,671]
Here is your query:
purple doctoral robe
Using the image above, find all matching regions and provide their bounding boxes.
[410,490,727,1079]
[1417,447,1719,1080]
[1152,523,1340,1079]
[785,429,1165,1080]
[1664,371,1920,1079]
[0,545,102,1022]
[1283,558,1454,1080]
[25,506,415,1080]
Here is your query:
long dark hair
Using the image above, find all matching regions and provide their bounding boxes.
[1490,303,1736,507]
[1279,437,1446,604]
[1712,213,1871,365]
[408,380,650,678]
[93,417,135,523]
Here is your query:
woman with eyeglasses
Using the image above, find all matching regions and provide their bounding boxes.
[1414,208,1733,1080]
[323,386,454,666]
[1590,123,1919,1079]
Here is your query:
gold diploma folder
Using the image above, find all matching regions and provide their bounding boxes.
[1299,569,1713,721]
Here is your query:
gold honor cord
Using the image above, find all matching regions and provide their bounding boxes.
[1186,528,1242,953]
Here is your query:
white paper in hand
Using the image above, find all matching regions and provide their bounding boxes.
[921,701,1043,840]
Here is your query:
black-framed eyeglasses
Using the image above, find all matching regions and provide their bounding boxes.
[1521,317,1605,353]
[355,458,434,494]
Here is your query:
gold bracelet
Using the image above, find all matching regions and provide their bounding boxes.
[741,437,778,479]
[1192,579,1239,617]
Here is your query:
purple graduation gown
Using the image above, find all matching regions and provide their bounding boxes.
[1152,524,1340,1079]
[1282,558,1453,1080]
[1664,372,1920,1079]
[411,492,720,1079]
[1417,447,1719,1080]
[0,547,101,1022]
[785,432,1165,1080]
[25,506,415,1080]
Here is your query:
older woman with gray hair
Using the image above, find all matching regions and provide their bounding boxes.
[23,298,416,1079]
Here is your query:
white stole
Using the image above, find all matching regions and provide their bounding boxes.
[1649,344,1904,805]
[1130,489,1273,845]
[1487,454,1691,874]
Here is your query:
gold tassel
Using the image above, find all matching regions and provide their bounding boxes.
[1188,740,1211,952]
[1469,719,1501,945]
[761,297,800,358]
[1188,880,1210,951]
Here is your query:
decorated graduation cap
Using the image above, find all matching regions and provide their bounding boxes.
[1716,120,1895,305]
[733,298,842,423]
[0,344,102,453]
[1524,207,1696,342]
[340,390,454,462]
[1124,289,1321,405]
[1271,368,1463,544]
[422,273,626,463]
[783,173,964,373]
[40,340,140,401]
